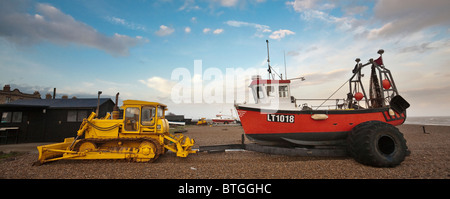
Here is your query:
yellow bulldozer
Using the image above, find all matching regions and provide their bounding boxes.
[36,100,196,165]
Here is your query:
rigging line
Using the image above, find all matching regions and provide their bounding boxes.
[270,65,282,79]
[315,78,350,110]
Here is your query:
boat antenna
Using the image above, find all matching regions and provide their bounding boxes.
[283,50,287,80]
[266,40,272,80]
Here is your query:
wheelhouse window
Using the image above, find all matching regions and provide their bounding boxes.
[141,106,155,126]
[279,85,288,98]
[266,86,276,97]
[257,86,265,99]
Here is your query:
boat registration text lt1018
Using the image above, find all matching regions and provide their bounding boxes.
[266,114,295,123]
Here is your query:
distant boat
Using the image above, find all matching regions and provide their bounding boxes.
[212,114,235,124]
[168,121,185,126]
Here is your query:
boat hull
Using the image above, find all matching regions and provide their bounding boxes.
[212,119,235,123]
[236,106,406,146]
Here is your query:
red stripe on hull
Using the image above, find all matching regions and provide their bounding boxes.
[212,119,235,123]
[236,107,405,136]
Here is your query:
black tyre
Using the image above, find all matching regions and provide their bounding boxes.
[347,121,408,167]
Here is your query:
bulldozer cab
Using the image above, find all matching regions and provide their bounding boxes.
[121,100,168,134]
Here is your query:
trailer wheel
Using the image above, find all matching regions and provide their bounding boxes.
[347,121,408,167]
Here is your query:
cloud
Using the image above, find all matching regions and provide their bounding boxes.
[202,28,224,35]
[203,28,211,34]
[367,0,450,39]
[401,85,450,116]
[288,2,361,33]
[287,0,450,40]
[225,20,271,37]
[184,27,191,33]
[139,77,177,96]
[213,28,224,34]
[218,0,239,7]
[225,20,271,31]
[155,25,175,36]
[300,68,348,86]
[398,39,450,54]
[286,0,335,12]
[105,16,147,31]
[178,0,201,11]
[201,0,266,11]
[343,5,368,16]
[285,0,317,12]
[0,1,148,56]
[269,29,295,40]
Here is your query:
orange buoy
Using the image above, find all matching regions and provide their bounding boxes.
[354,92,364,101]
[382,79,391,89]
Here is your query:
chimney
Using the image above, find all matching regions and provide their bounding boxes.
[45,93,52,99]
[3,85,11,92]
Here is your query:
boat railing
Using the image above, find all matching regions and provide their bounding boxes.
[294,98,355,110]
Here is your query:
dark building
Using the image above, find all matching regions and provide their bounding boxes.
[0,85,41,104]
[0,98,114,144]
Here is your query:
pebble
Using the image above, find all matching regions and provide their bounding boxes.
[0,125,448,179]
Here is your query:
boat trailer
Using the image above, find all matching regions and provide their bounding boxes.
[197,134,348,157]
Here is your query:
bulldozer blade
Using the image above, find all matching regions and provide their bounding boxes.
[37,137,79,164]
[163,134,196,157]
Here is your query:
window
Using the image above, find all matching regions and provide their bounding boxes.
[279,86,288,98]
[1,112,12,123]
[125,107,139,131]
[257,86,264,99]
[267,86,276,97]
[157,106,164,118]
[67,111,77,122]
[141,106,155,126]
[77,111,87,122]
[67,110,87,122]
[12,112,22,123]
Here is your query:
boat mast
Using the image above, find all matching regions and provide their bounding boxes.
[284,50,287,80]
[266,40,272,80]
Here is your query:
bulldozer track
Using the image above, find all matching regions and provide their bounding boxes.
[73,137,163,163]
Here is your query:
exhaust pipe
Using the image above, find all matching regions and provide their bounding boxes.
[112,92,120,119]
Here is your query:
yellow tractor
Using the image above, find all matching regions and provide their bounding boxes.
[36,100,196,165]
[196,118,208,125]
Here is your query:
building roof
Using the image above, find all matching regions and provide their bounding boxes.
[0,98,113,109]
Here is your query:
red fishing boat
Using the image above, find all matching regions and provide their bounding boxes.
[235,41,410,167]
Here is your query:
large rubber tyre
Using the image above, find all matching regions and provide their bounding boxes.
[347,121,408,167]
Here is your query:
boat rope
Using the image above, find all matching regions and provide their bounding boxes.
[315,79,350,110]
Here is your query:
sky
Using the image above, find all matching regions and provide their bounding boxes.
[0,0,449,118]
